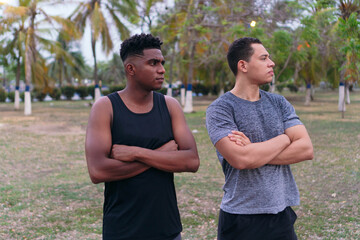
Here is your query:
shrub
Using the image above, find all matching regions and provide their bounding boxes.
[7,91,15,102]
[193,83,210,96]
[276,84,285,93]
[76,86,88,99]
[157,88,167,95]
[50,88,61,100]
[210,84,220,95]
[33,88,46,101]
[0,88,6,102]
[87,85,95,99]
[260,84,270,92]
[101,90,110,96]
[61,86,76,100]
[287,83,298,93]
[109,85,125,93]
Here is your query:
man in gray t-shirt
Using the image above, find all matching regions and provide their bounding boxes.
[206,37,313,240]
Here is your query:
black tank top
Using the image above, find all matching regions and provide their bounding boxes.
[103,92,182,240]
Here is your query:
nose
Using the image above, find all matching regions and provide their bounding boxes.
[268,59,275,67]
[158,64,165,74]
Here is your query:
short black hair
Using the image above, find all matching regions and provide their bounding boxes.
[120,33,163,62]
[227,37,262,76]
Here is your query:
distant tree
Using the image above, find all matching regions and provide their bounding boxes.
[98,53,125,86]
[2,0,77,115]
[70,0,138,102]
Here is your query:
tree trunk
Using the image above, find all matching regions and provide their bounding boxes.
[59,58,64,87]
[24,16,35,116]
[305,83,311,106]
[91,33,100,102]
[338,61,346,117]
[180,84,185,106]
[270,75,276,93]
[167,48,175,97]
[15,57,21,110]
[345,83,350,104]
[183,39,195,113]
[338,82,346,118]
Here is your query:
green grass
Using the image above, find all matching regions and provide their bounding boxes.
[0,90,359,239]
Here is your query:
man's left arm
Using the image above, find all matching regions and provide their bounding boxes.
[111,96,200,173]
[230,124,313,165]
[268,124,313,165]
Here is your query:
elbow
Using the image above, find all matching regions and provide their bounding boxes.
[188,156,200,172]
[228,155,254,170]
[88,168,103,184]
[306,145,314,160]
[302,141,314,161]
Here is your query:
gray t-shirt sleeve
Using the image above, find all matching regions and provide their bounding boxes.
[206,102,237,146]
[279,95,303,130]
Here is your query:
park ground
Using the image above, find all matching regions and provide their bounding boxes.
[0,90,359,240]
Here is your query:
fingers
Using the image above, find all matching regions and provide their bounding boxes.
[156,140,178,151]
[228,130,251,146]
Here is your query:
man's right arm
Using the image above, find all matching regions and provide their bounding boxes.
[215,134,290,170]
[85,97,150,184]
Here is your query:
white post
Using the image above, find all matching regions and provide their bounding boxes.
[14,87,20,110]
[180,84,185,106]
[183,84,193,113]
[94,85,101,102]
[166,84,172,97]
[24,86,31,115]
[338,83,345,112]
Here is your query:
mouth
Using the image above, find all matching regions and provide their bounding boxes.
[268,71,274,76]
[156,78,164,82]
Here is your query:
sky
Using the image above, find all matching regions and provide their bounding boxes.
[1,0,173,65]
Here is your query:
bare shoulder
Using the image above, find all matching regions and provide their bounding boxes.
[164,95,182,115]
[90,96,112,114]
[88,96,113,125]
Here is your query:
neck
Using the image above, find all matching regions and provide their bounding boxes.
[230,76,260,101]
[120,85,153,104]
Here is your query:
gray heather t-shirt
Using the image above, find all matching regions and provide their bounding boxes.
[206,90,302,214]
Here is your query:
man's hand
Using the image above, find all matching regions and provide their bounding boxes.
[156,140,179,152]
[111,145,138,162]
[228,130,251,146]
[111,140,179,162]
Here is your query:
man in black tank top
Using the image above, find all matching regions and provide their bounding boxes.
[85,33,200,240]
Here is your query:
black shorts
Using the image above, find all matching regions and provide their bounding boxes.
[217,207,298,240]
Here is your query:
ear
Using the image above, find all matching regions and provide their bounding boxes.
[125,63,136,76]
[237,60,248,73]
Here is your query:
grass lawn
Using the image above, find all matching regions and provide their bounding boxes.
[0,90,359,239]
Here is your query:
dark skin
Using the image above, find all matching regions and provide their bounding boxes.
[85,49,200,184]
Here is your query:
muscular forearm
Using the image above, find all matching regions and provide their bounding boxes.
[240,134,291,169]
[219,134,290,170]
[133,148,199,173]
[88,157,150,184]
[268,138,314,165]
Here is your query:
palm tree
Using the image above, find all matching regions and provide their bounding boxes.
[97,53,125,86]
[70,0,137,102]
[3,0,78,115]
[48,31,86,88]
[0,10,27,110]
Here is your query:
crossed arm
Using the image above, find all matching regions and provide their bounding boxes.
[216,124,313,170]
[85,96,199,184]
